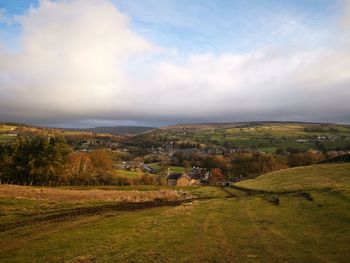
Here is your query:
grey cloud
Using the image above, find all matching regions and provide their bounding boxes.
[0,0,350,127]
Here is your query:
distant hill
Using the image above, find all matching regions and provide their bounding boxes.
[0,122,156,136]
[69,126,156,135]
[161,122,244,130]
[160,121,341,130]
[139,121,350,153]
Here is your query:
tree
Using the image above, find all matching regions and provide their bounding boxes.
[288,151,325,167]
[230,152,287,179]
[65,153,96,185]
[89,150,113,184]
[208,168,226,186]
[0,136,71,185]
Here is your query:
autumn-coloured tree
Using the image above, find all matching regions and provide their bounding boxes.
[88,150,113,184]
[183,160,192,172]
[202,155,230,175]
[230,153,287,179]
[89,150,112,172]
[64,153,96,185]
[288,151,325,167]
[208,168,226,186]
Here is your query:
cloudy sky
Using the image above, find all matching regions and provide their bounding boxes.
[0,0,350,127]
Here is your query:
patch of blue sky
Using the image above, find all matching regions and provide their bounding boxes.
[0,0,343,54]
[113,0,341,54]
[0,0,38,15]
[0,0,38,50]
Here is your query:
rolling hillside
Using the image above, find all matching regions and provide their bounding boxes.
[1,163,350,262]
[69,126,156,135]
[236,163,350,193]
[0,123,123,144]
[142,121,350,152]
[0,123,155,136]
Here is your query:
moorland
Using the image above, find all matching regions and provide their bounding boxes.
[0,121,349,262]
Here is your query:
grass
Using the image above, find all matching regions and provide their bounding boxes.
[148,163,185,174]
[0,125,17,133]
[258,147,278,153]
[236,163,350,193]
[0,163,350,262]
[113,169,146,178]
[0,197,102,225]
[0,184,186,203]
[0,135,16,143]
[1,190,349,262]
[146,122,350,150]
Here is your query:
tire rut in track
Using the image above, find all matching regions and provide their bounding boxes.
[220,187,239,198]
[0,198,198,232]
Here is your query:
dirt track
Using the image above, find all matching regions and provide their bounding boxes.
[0,198,196,233]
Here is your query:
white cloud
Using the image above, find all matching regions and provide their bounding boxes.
[0,0,157,120]
[342,0,350,27]
[133,47,350,122]
[0,0,350,125]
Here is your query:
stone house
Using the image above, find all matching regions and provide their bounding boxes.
[167,173,182,186]
[176,175,191,186]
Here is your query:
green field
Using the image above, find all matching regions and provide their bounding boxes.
[0,163,349,262]
[0,125,17,132]
[147,122,350,152]
[148,163,185,173]
[113,169,146,178]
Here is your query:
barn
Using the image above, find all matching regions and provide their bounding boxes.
[167,173,182,186]
[176,175,191,186]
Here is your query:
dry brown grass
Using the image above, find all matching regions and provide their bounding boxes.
[0,184,188,203]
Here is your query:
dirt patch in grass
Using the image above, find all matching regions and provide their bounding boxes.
[0,198,195,232]
[0,184,188,203]
[220,187,239,198]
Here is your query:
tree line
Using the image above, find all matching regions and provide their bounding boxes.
[0,135,333,186]
[0,136,118,186]
[0,135,169,186]
[170,150,326,179]
[0,136,70,185]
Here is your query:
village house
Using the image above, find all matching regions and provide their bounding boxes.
[167,173,182,186]
[176,174,191,186]
[167,169,206,186]
[167,173,195,186]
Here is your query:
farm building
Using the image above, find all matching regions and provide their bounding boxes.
[176,175,191,186]
[167,173,182,186]
[167,173,201,186]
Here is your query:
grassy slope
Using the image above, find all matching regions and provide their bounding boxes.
[236,163,350,192]
[1,164,350,262]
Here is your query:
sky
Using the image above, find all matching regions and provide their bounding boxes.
[0,0,349,128]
